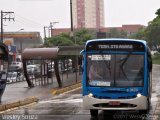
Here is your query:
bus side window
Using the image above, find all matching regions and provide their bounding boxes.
[87,59,91,81]
[81,58,84,73]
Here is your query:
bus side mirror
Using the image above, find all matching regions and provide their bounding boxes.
[80,50,85,55]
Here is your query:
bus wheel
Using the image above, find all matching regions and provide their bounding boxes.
[90,109,98,118]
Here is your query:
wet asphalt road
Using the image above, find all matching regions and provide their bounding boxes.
[1,65,160,120]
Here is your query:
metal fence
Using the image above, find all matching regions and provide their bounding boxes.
[25,59,82,87]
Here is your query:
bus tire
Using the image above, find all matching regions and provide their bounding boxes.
[90,109,98,117]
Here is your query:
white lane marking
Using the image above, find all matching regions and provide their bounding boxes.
[39,98,82,104]
[39,94,82,104]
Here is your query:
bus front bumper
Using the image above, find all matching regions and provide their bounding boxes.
[83,95,148,110]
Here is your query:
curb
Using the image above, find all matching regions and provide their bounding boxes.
[51,82,82,95]
[0,97,38,112]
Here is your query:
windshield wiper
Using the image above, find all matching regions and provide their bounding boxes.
[118,54,131,81]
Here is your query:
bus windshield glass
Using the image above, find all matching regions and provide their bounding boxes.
[87,54,144,87]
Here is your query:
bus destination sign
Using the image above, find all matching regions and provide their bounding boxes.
[86,41,145,51]
[98,44,133,49]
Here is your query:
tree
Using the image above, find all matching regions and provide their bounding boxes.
[129,28,146,40]
[119,30,128,38]
[145,8,160,50]
[109,28,120,38]
[44,33,74,47]
[106,28,127,38]
[73,28,95,45]
[156,8,160,16]
[44,28,95,46]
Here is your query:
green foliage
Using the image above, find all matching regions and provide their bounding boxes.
[119,30,128,38]
[156,8,160,16]
[109,28,120,38]
[152,54,160,64]
[44,33,74,47]
[145,8,160,49]
[73,28,95,45]
[44,28,94,47]
[128,8,160,49]
[129,28,146,40]
[106,28,127,38]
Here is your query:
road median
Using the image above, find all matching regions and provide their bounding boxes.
[0,97,38,112]
[51,82,82,95]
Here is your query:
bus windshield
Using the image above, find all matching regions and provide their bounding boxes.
[87,54,144,87]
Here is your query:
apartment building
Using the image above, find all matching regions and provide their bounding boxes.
[72,0,105,29]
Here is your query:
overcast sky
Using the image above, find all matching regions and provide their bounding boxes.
[0,0,160,38]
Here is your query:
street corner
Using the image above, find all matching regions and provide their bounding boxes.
[51,82,82,95]
[0,96,39,113]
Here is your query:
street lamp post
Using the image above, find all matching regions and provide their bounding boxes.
[16,28,24,32]
[16,29,24,54]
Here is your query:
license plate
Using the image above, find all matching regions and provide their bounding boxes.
[109,101,120,106]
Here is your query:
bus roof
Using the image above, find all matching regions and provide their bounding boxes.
[86,38,147,46]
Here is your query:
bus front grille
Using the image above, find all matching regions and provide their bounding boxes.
[95,95,137,99]
[93,103,137,108]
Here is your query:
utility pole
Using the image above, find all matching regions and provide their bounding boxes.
[1,11,3,42]
[44,26,47,41]
[70,0,73,32]
[70,0,78,83]
[50,22,53,37]
[1,11,14,42]
[50,22,58,37]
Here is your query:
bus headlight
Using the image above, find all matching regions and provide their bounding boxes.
[88,93,93,97]
[137,93,142,97]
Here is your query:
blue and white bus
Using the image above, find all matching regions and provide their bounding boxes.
[81,39,152,117]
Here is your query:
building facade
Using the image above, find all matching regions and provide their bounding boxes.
[2,32,42,54]
[52,24,145,37]
[72,0,105,29]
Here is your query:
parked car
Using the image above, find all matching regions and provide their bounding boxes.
[9,61,23,72]
[27,65,40,75]
[7,72,25,83]
[48,62,54,72]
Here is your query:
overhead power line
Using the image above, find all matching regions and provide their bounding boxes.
[15,13,43,27]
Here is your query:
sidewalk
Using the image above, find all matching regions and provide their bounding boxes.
[0,72,82,111]
[1,73,81,104]
[2,81,56,104]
